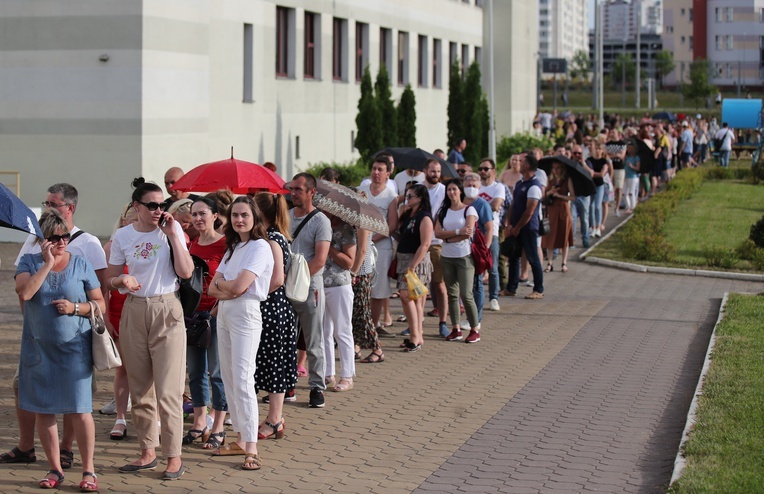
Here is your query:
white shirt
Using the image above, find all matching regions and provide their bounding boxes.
[358,182,397,248]
[715,128,735,151]
[217,238,273,301]
[478,180,506,238]
[441,206,477,259]
[426,182,446,245]
[393,170,425,196]
[359,177,398,196]
[15,226,107,270]
[109,222,187,298]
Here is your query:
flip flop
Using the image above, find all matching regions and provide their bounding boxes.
[212,442,245,456]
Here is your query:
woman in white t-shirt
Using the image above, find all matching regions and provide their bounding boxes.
[107,178,194,480]
[208,196,274,471]
[434,179,481,344]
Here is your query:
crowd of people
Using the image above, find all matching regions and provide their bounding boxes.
[6,118,710,488]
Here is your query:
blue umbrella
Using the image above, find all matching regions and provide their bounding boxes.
[0,184,43,238]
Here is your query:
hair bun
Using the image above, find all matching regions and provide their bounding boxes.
[131,177,146,188]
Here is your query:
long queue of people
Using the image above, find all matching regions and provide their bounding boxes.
[3,148,588,490]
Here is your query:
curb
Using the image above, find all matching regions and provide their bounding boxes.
[669,292,728,486]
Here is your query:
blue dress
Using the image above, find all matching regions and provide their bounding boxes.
[15,254,100,414]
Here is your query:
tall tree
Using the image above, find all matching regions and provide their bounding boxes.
[612,53,637,86]
[447,58,464,152]
[397,84,417,147]
[654,50,676,89]
[569,49,591,89]
[681,59,716,109]
[463,61,486,164]
[375,63,398,147]
[355,65,383,163]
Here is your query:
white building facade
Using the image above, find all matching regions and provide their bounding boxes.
[603,0,663,41]
[0,0,537,236]
[539,0,589,61]
[706,0,764,88]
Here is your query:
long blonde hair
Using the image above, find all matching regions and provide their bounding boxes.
[254,193,291,241]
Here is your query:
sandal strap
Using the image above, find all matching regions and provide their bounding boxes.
[114,418,127,426]
[264,420,283,431]
[41,469,64,481]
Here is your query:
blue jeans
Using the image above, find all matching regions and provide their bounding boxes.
[589,184,605,230]
[507,229,544,294]
[488,235,500,301]
[719,150,731,168]
[571,195,591,246]
[473,271,484,323]
[187,315,228,410]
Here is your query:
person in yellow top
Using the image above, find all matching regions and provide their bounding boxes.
[653,125,671,193]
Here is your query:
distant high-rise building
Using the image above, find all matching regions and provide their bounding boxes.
[662,0,695,84]
[603,0,663,41]
[539,0,589,61]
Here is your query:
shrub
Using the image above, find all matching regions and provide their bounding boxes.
[750,215,764,248]
[751,161,764,185]
[736,239,759,260]
[702,246,738,269]
[750,248,764,271]
[304,160,369,187]
[496,133,555,169]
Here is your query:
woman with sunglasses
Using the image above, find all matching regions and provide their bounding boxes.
[107,178,194,480]
[392,183,433,353]
[15,210,105,491]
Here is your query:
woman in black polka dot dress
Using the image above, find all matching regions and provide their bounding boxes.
[253,193,297,440]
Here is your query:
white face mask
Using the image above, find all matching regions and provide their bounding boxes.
[464,186,479,199]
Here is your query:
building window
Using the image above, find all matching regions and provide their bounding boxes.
[461,44,470,76]
[418,35,428,87]
[689,8,693,21]
[449,42,458,68]
[760,8,764,22]
[681,36,686,44]
[715,7,723,22]
[680,8,685,16]
[432,38,442,88]
[726,7,733,22]
[398,31,409,85]
[474,46,482,66]
[689,36,693,50]
[243,24,253,102]
[380,27,392,72]
[304,12,320,79]
[727,35,734,50]
[355,22,369,82]
[276,6,295,78]
[333,17,348,81]
[716,36,722,50]
[726,63,732,78]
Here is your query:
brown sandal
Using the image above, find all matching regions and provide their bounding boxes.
[242,453,262,471]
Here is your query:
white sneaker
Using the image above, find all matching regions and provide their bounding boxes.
[99,399,116,415]
[615,209,621,217]
[224,415,232,426]
[489,299,500,311]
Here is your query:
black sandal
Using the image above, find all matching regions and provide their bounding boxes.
[203,431,226,450]
[360,351,385,363]
[60,449,74,470]
[0,446,36,464]
[182,427,210,445]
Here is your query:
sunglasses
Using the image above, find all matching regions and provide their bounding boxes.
[137,200,163,211]
[47,233,71,243]
[405,194,416,200]
[478,167,493,172]
[457,169,467,174]
[42,201,69,209]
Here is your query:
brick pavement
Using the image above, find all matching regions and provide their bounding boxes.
[0,240,761,493]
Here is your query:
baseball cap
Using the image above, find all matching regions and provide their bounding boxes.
[682,121,689,127]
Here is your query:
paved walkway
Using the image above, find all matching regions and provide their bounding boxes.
[0,232,761,493]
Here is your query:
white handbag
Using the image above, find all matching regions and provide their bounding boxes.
[89,301,122,371]
[285,249,310,303]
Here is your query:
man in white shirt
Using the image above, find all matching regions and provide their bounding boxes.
[2,183,107,468]
[477,159,505,311]
[423,159,450,337]
[393,168,425,197]
[714,122,735,168]
[359,154,398,195]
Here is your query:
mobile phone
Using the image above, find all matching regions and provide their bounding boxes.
[161,213,168,228]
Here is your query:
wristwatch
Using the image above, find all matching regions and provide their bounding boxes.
[74,303,79,316]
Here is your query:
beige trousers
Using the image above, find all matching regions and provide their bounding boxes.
[120,293,186,458]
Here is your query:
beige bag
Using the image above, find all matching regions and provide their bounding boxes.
[90,301,122,371]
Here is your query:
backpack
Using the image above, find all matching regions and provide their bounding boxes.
[285,209,320,303]
[167,240,209,318]
[464,208,493,275]
[713,130,731,151]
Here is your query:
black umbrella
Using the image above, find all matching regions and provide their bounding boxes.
[0,184,43,238]
[652,111,677,122]
[373,147,459,178]
[538,155,596,197]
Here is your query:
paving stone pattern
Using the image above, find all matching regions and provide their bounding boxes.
[0,241,761,493]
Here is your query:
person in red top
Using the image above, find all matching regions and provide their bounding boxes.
[183,197,229,450]
[102,204,138,440]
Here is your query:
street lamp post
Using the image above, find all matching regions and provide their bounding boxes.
[635,0,641,108]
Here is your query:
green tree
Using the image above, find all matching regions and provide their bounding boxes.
[396,84,417,147]
[355,65,382,162]
[375,63,398,147]
[654,50,675,89]
[681,59,717,109]
[462,61,486,164]
[447,58,464,151]
[569,49,591,89]
[612,53,637,87]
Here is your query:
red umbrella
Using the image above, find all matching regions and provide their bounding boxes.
[171,153,288,194]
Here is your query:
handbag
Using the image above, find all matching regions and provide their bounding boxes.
[285,209,320,303]
[185,311,212,348]
[168,240,210,318]
[89,301,122,371]
[539,216,551,236]
[404,269,429,300]
[500,234,522,258]
[387,255,398,279]
[463,208,493,275]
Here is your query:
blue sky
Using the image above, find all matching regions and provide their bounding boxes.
[588,0,595,29]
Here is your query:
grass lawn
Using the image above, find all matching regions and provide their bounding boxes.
[665,180,764,269]
[669,293,764,493]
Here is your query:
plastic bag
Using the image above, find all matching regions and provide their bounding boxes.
[405,269,429,300]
